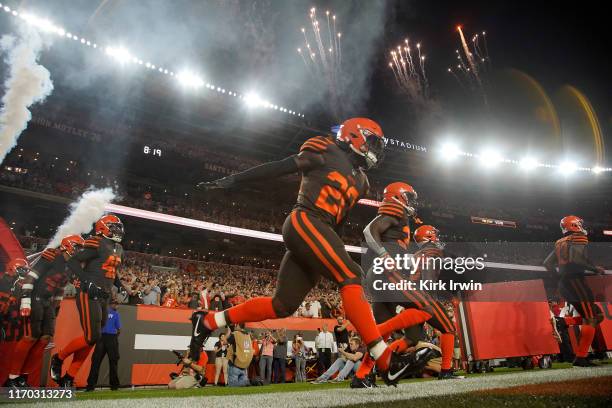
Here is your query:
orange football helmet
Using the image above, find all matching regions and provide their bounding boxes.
[95,214,124,242]
[414,225,443,249]
[383,182,418,215]
[60,234,85,256]
[560,215,586,235]
[5,258,29,277]
[336,117,385,169]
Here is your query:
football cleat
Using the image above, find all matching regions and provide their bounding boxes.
[438,369,465,380]
[3,376,27,389]
[58,374,74,388]
[573,357,598,367]
[350,374,378,389]
[50,354,63,382]
[382,347,436,386]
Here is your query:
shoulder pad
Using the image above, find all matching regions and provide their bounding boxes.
[377,202,405,219]
[299,136,334,154]
[41,248,59,261]
[84,236,102,249]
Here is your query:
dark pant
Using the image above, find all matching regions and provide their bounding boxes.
[318,348,331,372]
[87,333,120,389]
[559,276,602,321]
[272,357,286,383]
[76,290,108,345]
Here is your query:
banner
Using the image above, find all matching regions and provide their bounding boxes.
[471,216,517,228]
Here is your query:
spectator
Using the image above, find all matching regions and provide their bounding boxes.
[272,329,287,383]
[226,324,253,387]
[168,349,208,389]
[291,334,306,382]
[311,337,365,384]
[333,316,350,349]
[258,331,275,384]
[214,332,229,386]
[187,292,200,309]
[315,324,334,371]
[142,278,161,305]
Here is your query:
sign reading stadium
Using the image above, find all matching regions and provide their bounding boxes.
[383,137,428,153]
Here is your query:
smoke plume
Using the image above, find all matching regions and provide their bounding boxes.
[0,22,53,163]
[48,187,116,247]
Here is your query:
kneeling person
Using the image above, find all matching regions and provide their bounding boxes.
[169,351,208,389]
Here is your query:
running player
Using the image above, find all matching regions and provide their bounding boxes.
[543,215,605,367]
[356,222,461,384]
[4,235,84,388]
[194,118,427,384]
[1,259,28,343]
[50,215,124,387]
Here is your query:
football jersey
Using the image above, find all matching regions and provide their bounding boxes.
[377,201,411,251]
[31,248,69,298]
[295,136,369,228]
[554,233,589,275]
[411,244,444,282]
[75,235,123,291]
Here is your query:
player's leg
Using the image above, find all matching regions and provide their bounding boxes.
[353,302,395,383]
[5,303,40,387]
[20,301,55,385]
[562,277,603,365]
[190,245,318,359]
[61,293,101,384]
[289,210,422,380]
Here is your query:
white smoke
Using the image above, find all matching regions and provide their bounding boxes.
[0,23,54,163]
[48,187,116,247]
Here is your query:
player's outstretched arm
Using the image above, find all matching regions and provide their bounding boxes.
[364,215,398,257]
[197,150,324,190]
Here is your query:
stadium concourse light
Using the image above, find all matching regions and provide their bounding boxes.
[479,149,503,168]
[519,157,538,171]
[176,70,204,88]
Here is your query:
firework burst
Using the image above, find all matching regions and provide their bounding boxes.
[297,7,343,118]
[387,38,431,106]
[448,26,490,104]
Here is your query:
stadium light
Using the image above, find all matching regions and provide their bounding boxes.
[592,166,604,174]
[440,142,462,160]
[558,161,577,176]
[519,157,538,171]
[479,149,503,167]
[105,46,132,64]
[176,70,204,88]
[244,92,265,108]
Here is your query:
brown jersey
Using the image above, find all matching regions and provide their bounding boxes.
[73,235,123,291]
[553,233,589,275]
[411,244,444,282]
[295,136,369,228]
[24,248,69,298]
[378,201,411,251]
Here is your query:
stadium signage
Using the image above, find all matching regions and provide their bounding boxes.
[383,137,428,153]
[604,230,612,236]
[471,216,517,228]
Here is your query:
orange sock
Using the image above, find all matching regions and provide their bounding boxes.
[221,297,276,327]
[58,336,89,360]
[575,325,595,358]
[564,316,582,326]
[66,344,93,378]
[340,285,382,346]
[355,352,375,379]
[377,309,432,338]
[8,337,36,376]
[389,337,410,354]
[22,338,49,375]
[440,333,454,370]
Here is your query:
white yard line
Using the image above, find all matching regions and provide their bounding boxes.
[22,366,612,408]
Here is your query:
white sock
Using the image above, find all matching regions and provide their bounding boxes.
[369,340,387,360]
[214,312,227,329]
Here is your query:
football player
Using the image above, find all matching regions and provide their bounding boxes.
[1,259,28,343]
[356,223,461,384]
[50,215,124,387]
[194,118,427,384]
[4,235,84,388]
[543,215,605,367]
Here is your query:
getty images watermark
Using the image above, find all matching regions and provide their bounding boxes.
[370,254,485,292]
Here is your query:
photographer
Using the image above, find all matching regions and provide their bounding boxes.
[168,349,208,389]
[272,328,287,383]
[291,334,306,382]
[214,331,230,386]
[226,324,253,387]
[259,330,275,384]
